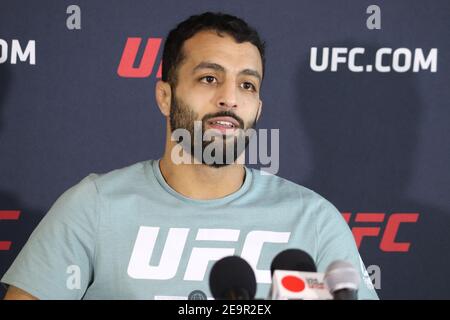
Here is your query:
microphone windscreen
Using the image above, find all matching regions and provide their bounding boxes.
[209,256,257,299]
[270,248,317,275]
[324,260,360,292]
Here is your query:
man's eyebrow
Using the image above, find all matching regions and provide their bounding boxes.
[193,62,225,73]
[240,68,262,83]
[192,61,262,83]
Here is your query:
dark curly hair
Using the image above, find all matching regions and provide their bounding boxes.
[161,12,266,88]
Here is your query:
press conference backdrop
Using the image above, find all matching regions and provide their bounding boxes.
[0,0,449,299]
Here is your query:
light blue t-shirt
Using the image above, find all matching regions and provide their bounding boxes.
[1,159,378,300]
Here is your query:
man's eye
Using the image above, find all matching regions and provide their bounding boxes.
[242,82,256,91]
[200,76,217,84]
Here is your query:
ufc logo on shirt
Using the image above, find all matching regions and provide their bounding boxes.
[127,227,291,284]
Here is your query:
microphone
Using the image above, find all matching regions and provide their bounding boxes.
[270,248,317,274]
[188,290,208,300]
[324,260,360,300]
[209,256,257,300]
[269,249,332,300]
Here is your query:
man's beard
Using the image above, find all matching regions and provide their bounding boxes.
[169,89,257,168]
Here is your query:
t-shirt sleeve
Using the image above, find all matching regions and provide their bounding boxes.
[1,174,100,300]
[314,198,379,300]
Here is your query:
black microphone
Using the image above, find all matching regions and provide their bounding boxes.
[324,260,360,300]
[270,248,317,275]
[209,256,257,300]
[269,249,333,300]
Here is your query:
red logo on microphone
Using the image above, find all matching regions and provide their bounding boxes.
[281,275,305,292]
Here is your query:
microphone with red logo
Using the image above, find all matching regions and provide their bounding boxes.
[269,249,332,300]
[209,256,257,300]
[324,260,360,300]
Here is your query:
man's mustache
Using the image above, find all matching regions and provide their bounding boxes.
[201,111,245,129]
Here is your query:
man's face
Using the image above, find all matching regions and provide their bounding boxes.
[169,30,263,167]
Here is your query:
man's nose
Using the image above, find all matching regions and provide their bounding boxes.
[216,81,238,110]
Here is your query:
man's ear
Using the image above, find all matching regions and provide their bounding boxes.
[256,99,263,122]
[155,80,172,117]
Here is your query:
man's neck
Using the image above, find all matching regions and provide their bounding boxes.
[159,153,246,200]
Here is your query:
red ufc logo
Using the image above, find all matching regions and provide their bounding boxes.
[342,212,419,252]
[0,210,21,251]
[117,37,162,78]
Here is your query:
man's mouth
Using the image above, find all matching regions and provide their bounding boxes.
[206,116,240,134]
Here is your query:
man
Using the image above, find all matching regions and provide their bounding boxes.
[2,12,378,300]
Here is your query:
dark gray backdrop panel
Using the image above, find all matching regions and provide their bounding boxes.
[1,0,449,299]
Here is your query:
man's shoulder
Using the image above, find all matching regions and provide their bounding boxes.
[249,168,332,206]
[75,160,153,195]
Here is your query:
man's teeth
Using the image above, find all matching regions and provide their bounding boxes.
[211,120,235,127]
